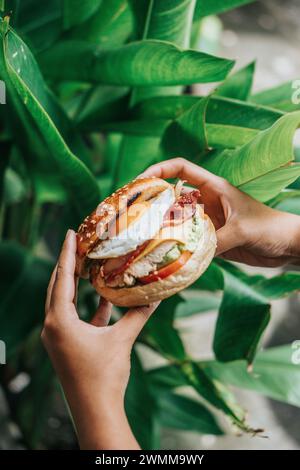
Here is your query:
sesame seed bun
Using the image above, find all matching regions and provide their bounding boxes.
[75,177,172,278]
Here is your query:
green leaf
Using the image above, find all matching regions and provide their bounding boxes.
[194,0,256,18]
[66,0,133,45]
[202,112,300,198]
[267,189,300,208]
[267,188,300,216]
[0,21,100,217]
[254,272,300,299]
[0,242,52,356]
[33,171,67,205]
[4,168,27,204]
[149,362,251,432]
[100,0,199,188]
[40,39,234,86]
[157,393,223,435]
[273,197,300,216]
[240,164,300,202]
[144,296,187,361]
[148,364,187,392]
[251,80,300,112]
[203,345,300,407]
[133,95,283,130]
[132,0,197,103]
[125,350,158,449]
[190,261,224,291]
[213,269,270,364]
[175,292,221,318]
[180,362,250,431]
[63,0,102,29]
[6,0,62,52]
[161,96,209,160]
[75,86,129,131]
[215,62,255,101]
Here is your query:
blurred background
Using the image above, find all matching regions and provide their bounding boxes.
[0,0,300,450]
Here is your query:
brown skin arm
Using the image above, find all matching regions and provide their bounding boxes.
[42,229,160,450]
[141,158,300,267]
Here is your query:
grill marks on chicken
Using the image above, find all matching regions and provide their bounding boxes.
[106,241,176,287]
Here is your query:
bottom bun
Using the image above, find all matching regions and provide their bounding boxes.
[92,213,217,307]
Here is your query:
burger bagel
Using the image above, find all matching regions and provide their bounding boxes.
[76,176,217,307]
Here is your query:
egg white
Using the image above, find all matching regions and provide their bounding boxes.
[88,187,175,259]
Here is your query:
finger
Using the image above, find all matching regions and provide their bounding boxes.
[114,301,160,342]
[50,229,77,309]
[45,265,57,315]
[74,276,79,306]
[139,158,220,188]
[215,222,241,256]
[90,297,113,327]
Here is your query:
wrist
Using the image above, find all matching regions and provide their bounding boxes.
[287,213,300,263]
[276,211,300,263]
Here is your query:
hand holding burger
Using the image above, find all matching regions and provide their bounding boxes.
[42,158,300,450]
[76,175,217,306]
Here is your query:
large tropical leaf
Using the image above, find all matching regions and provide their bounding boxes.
[175,292,221,318]
[133,95,283,129]
[203,345,300,407]
[66,0,133,45]
[240,164,300,202]
[157,393,223,435]
[40,39,234,87]
[125,351,158,449]
[213,269,271,364]
[161,96,209,160]
[144,296,186,361]
[6,0,62,51]
[150,361,252,432]
[132,0,197,103]
[113,0,199,187]
[215,62,255,101]
[63,0,102,29]
[212,260,300,364]
[0,19,100,217]
[194,0,256,18]
[251,80,300,112]
[202,112,300,200]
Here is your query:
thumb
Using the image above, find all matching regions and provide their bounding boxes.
[115,301,160,342]
[90,297,113,327]
[215,222,240,256]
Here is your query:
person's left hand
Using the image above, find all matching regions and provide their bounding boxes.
[42,229,159,450]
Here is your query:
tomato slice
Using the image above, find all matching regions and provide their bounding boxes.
[139,251,192,284]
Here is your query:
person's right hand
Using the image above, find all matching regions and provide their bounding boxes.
[140,158,300,267]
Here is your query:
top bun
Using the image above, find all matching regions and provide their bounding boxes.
[76,177,172,277]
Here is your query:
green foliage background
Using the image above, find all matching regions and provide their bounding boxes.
[0,0,300,449]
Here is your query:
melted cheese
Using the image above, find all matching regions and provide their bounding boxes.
[132,216,196,263]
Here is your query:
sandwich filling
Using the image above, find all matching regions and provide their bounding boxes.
[88,187,204,287]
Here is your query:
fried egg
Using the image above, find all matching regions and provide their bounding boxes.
[88,187,175,259]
